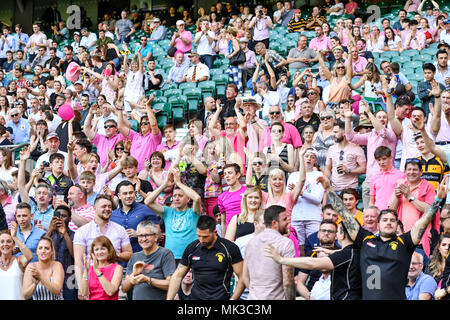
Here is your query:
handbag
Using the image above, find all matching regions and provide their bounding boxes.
[229,50,246,66]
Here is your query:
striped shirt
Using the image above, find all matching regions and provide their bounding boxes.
[418,155,450,191]
[31,262,64,300]
[68,204,96,232]
[306,15,327,30]
[288,18,307,33]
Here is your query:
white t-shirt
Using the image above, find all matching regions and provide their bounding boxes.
[310,274,331,300]
[385,35,402,50]
[195,31,215,56]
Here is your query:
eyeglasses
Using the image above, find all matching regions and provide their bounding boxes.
[253,161,263,166]
[137,233,156,239]
[308,91,316,95]
[339,150,344,161]
[319,229,336,234]
[271,129,283,133]
[320,116,333,120]
[10,113,19,117]
[440,216,450,222]
[269,111,281,115]
[104,125,116,129]
[140,121,150,126]
[287,99,295,102]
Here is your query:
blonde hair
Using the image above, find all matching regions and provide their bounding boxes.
[239,185,264,224]
[267,168,286,203]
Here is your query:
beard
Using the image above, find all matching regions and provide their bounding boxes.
[334,135,344,143]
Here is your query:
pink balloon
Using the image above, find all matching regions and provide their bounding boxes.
[58,103,74,121]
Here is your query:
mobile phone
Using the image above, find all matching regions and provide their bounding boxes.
[310,68,319,73]
[56,194,64,201]
[54,211,61,218]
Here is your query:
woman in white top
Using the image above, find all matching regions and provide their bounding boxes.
[350,63,386,111]
[366,26,384,53]
[382,27,403,54]
[0,225,33,300]
[288,147,325,257]
[122,49,145,112]
[0,149,17,186]
[50,66,67,88]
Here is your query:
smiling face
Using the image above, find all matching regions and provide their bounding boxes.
[269,173,284,194]
[36,239,54,261]
[118,184,135,207]
[246,190,262,212]
[0,233,14,256]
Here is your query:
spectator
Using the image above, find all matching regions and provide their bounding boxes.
[239,37,256,89]
[426,232,450,283]
[79,235,123,300]
[0,227,32,300]
[225,29,243,93]
[166,51,189,84]
[194,19,215,70]
[406,251,437,300]
[13,24,29,52]
[287,9,307,33]
[287,35,318,71]
[22,236,64,300]
[115,10,135,46]
[418,64,446,114]
[149,18,167,41]
[306,6,327,31]
[249,5,272,49]
[169,20,192,57]
[180,51,210,83]
[434,49,450,90]
[122,220,176,300]
[325,0,344,16]
[363,206,379,234]
[79,28,98,52]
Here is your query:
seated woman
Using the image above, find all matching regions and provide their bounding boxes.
[80,236,123,300]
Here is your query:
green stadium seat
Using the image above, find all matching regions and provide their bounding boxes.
[184,88,203,114]
[213,73,229,96]
[418,54,432,62]
[402,49,419,57]
[172,105,184,122]
[209,68,224,78]
[168,95,188,110]
[156,113,169,128]
[152,102,166,113]
[163,88,182,98]
[151,96,167,105]
[393,55,411,64]
[178,82,197,91]
[198,80,217,100]
[129,119,139,132]
[421,47,436,55]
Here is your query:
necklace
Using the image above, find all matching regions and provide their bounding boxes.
[0,257,12,269]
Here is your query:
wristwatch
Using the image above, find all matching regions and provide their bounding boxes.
[408,196,416,202]
[147,277,152,286]
[96,272,104,278]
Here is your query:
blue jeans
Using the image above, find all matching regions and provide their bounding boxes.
[200,55,213,69]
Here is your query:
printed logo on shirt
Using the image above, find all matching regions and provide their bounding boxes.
[389,241,398,251]
[216,253,225,263]
[192,256,200,261]
[143,263,155,272]
[366,242,376,248]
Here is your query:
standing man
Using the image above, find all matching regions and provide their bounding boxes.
[111,180,159,253]
[194,19,215,70]
[66,184,96,232]
[145,169,202,262]
[363,206,380,234]
[434,49,450,90]
[417,63,445,114]
[115,10,135,46]
[280,1,295,27]
[242,205,295,300]
[166,215,243,300]
[122,221,176,300]
[317,175,446,300]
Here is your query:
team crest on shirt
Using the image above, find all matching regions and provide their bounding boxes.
[389,241,398,251]
[216,253,225,263]
[366,242,376,248]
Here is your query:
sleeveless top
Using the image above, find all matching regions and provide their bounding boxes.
[88,264,119,300]
[235,215,255,239]
[313,131,336,168]
[0,258,24,300]
[328,77,351,103]
[100,77,117,105]
[267,144,289,172]
[32,263,63,300]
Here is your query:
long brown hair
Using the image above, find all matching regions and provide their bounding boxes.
[427,233,450,279]
[90,236,118,263]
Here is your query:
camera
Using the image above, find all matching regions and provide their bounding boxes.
[258,10,263,15]
[42,161,50,167]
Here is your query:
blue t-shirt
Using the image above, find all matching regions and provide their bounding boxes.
[163,206,200,259]
[15,227,46,262]
[405,272,437,300]
[137,44,153,59]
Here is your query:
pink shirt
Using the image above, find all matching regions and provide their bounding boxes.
[309,36,332,52]
[346,56,368,75]
[171,30,192,53]
[388,179,438,256]
[370,167,405,210]
[88,264,119,300]
[128,129,162,172]
[92,133,125,168]
[222,130,246,168]
[218,185,247,227]
[327,142,366,191]
[346,127,398,182]
[4,196,17,229]
[259,121,302,152]
[68,204,96,232]
[403,30,426,49]
[427,114,450,143]
[246,118,268,153]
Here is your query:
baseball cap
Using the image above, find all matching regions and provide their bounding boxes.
[239,37,249,43]
[154,17,161,23]
[176,20,185,26]
[73,31,80,36]
[294,9,301,14]
[74,80,83,86]
[46,132,60,141]
[304,147,319,158]
[188,51,199,57]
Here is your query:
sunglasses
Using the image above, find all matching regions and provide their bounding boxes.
[308,91,316,95]
[339,150,344,161]
[287,99,295,102]
[11,113,19,117]
[253,161,263,166]
[104,125,116,129]
[140,121,150,126]
[406,158,421,164]
[271,129,283,133]
[115,147,124,151]
[269,111,281,115]
[336,66,345,70]
[320,116,333,120]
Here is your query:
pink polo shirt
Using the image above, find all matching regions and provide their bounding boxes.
[128,129,162,172]
[221,130,246,168]
[259,121,302,152]
[346,127,398,182]
[403,30,426,50]
[388,179,438,256]
[346,56,368,76]
[309,36,332,52]
[171,30,192,53]
[218,185,247,227]
[426,114,450,143]
[92,133,125,168]
[370,167,405,210]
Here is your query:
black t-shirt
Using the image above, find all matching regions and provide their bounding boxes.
[144,72,163,91]
[355,228,416,300]
[295,113,321,138]
[219,98,237,128]
[181,236,243,300]
[328,244,362,300]
[133,179,153,204]
[55,121,82,153]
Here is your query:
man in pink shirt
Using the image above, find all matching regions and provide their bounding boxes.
[218,163,247,234]
[403,20,426,50]
[169,20,192,54]
[117,96,162,172]
[84,107,125,168]
[325,121,366,192]
[309,26,332,53]
[346,46,368,77]
[345,102,398,208]
[259,105,302,152]
[155,124,180,170]
[370,146,405,210]
[388,158,438,256]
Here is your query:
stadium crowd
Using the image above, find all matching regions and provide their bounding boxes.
[1,0,450,301]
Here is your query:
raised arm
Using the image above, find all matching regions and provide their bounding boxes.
[145,171,173,215]
[172,169,202,215]
[384,84,403,137]
[144,95,160,136]
[83,104,99,141]
[315,49,332,82]
[116,104,131,137]
[208,103,222,139]
[316,176,360,241]
[429,81,443,135]
[166,263,190,300]
[18,146,33,203]
[410,178,447,245]
[418,116,446,162]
